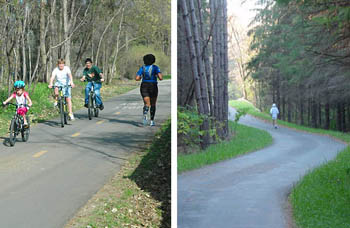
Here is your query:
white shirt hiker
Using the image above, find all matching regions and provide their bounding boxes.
[270,106,279,119]
[52,66,72,85]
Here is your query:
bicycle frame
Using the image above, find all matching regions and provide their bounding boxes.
[52,85,71,127]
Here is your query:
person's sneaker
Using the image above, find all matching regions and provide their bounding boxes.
[54,101,58,107]
[150,120,155,126]
[143,114,148,126]
[84,103,88,108]
[69,113,75,121]
[23,123,29,129]
[99,103,104,110]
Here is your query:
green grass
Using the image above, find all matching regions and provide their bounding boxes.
[162,75,171,80]
[178,122,273,173]
[0,79,138,136]
[230,99,350,143]
[290,146,350,228]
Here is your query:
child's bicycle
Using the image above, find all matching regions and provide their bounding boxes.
[3,103,30,146]
[53,85,71,127]
[85,81,99,120]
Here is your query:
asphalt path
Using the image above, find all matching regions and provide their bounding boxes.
[0,80,170,228]
[178,106,346,228]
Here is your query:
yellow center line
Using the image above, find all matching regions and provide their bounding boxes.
[33,150,48,158]
[115,112,121,115]
[96,120,105,125]
[71,132,80,137]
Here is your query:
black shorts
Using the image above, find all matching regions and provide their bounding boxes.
[140,82,158,98]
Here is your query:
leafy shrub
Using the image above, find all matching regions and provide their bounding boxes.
[177,107,205,149]
[117,45,170,79]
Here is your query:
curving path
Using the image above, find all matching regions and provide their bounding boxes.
[0,80,170,228]
[178,106,346,228]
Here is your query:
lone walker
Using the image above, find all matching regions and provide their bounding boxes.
[270,103,279,129]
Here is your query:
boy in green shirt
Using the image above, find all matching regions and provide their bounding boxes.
[80,58,105,110]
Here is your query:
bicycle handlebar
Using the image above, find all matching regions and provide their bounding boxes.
[51,85,72,89]
[2,102,29,108]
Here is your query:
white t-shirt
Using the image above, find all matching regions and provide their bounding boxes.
[270,107,279,119]
[52,66,72,85]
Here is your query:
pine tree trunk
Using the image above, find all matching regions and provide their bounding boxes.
[337,103,342,131]
[300,96,304,125]
[222,0,229,137]
[325,102,330,130]
[189,0,210,146]
[196,0,213,117]
[180,0,209,148]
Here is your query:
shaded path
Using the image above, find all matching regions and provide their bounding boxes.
[0,80,170,228]
[178,107,346,228]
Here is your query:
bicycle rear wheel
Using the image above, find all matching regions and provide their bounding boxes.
[59,99,64,127]
[88,93,93,120]
[9,118,17,146]
[21,116,30,142]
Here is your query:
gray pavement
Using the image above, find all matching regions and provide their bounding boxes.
[178,106,346,228]
[0,80,170,228]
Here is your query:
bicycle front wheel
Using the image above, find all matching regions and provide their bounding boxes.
[88,93,93,120]
[9,118,17,146]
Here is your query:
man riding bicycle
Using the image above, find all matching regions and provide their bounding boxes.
[80,58,104,110]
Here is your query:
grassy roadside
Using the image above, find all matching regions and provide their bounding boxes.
[65,119,171,228]
[162,75,171,80]
[0,79,139,136]
[290,146,350,228]
[230,99,350,228]
[178,122,273,173]
[230,99,350,143]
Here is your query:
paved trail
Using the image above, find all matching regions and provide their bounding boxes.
[178,107,346,228]
[0,80,170,228]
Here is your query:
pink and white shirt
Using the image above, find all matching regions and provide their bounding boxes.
[12,91,29,107]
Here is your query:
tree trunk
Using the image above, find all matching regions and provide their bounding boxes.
[180,0,209,148]
[189,0,210,145]
[222,0,229,137]
[318,102,322,127]
[325,102,330,130]
[63,0,71,66]
[196,0,213,117]
[40,0,48,82]
[287,98,292,122]
[337,103,342,131]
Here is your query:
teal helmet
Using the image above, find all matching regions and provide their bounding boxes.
[14,80,25,88]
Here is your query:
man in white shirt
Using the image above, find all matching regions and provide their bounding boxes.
[48,59,76,120]
[270,103,279,129]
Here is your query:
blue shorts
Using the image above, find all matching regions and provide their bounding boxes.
[54,82,71,98]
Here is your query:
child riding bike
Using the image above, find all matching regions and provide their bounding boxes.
[2,80,33,128]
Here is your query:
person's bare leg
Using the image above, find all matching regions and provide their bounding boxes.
[54,87,59,103]
[23,114,27,125]
[66,97,73,114]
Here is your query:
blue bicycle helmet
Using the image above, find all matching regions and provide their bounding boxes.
[14,80,25,88]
